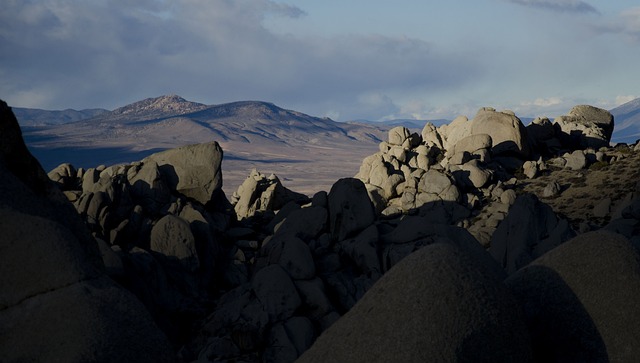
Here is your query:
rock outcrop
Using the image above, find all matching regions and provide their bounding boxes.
[8,97,640,363]
[0,100,175,362]
[554,105,614,149]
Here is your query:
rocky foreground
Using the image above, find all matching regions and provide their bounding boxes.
[2,99,640,362]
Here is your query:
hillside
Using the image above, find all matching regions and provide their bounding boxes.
[20,95,388,194]
[611,97,640,144]
[12,107,108,126]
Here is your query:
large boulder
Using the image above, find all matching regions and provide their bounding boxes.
[0,100,175,362]
[489,194,575,275]
[297,243,532,362]
[144,141,223,205]
[554,105,614,149]
[328,178,375,241]
[470,107,532,158]
[506,231,640,362]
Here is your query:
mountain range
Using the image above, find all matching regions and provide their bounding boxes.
[19,95,389,194]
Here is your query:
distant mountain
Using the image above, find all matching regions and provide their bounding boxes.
[611,97,640,144]
[13,107,109,126]
[21,95,389,194]
[348,118,450,131]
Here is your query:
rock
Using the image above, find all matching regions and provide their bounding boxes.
[339,225,381,274]
[233,169,308,220]
[328,178,375,241]
[144,141,223,205]
[149,214,199,273]
[542,181,562,198]
[440,115,473,152]
[273,206,328,241]
[0,100,175,361]
[294,278,336,322]
[526,117,561,155]
[522,160,538,179]
[454,159,492,189]
[47,163,78,190]
[420,122,444,149]
[277,236,316,280]
[592,197,611,218]
[564,150,587,170]
[554,105,614,149]
[127,160,171,213]
[500,189,517,206]
[470,107,531,158]
[451,133,492,155]
[252,265,301,322]
[506,231,640,362]
[388,126,411,146]
[297,243,532,362]
[490,194,575,275]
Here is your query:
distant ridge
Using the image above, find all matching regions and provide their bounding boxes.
[611,97,640,144]
[13,107,109,126]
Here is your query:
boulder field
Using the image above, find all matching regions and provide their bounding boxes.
[2,99,639,362]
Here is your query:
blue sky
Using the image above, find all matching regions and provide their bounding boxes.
[1,0,638,121]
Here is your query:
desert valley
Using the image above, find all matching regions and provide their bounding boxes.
[2,95,640,362]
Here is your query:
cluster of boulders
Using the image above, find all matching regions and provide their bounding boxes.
[3,98,640,363]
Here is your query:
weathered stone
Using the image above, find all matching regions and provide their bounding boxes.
[564,150,587,170]
[144,141,223,205]
[490,194,575,275]
[543,181,562,198]
[278,236,316,280]
[420,122,444,149]
[298,243,532,363]
[452,133,492,155]
[339,225,381,274]
[127,160,171,213]
[470,108,531,158]
[506,231,640,362]
[328,178,375,241]
[440,115,473,152]
[554,105,614,149]
[388,126,411,146]
[48,163,78,190]
[252,265,301,322]
[150,214,199,272]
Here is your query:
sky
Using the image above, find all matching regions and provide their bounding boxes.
[0,0,638,121]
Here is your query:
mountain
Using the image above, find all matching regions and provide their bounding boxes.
[611,97,640,144]
[20,95,389,194]
[13,107,109,126]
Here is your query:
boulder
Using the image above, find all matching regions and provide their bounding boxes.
[451,133,492,155]
[554,105,614,149]
[388,126,411,146]
[470,107,531,158]
[328,178,375,241]
[490,194,575,275]
[150,214,199,273]
[252,265,301,322]
[506,231,640,362]
[144,141,223,205]
[440,115,473,152]
[564,150,587,170]
[297,243,532,362]
[420,122,444,149]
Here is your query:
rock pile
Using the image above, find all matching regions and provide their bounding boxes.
[4,99,640,363]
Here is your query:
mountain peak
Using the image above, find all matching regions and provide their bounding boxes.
[112,94,207,116]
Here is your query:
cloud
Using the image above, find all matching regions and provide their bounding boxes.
[0,0,479,120]
[503,0,599,14]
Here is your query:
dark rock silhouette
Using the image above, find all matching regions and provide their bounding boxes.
[0,100,176,362]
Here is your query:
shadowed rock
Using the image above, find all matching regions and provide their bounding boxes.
[0,100,175,362]
[506,231,640,362]
[298,243,532,363]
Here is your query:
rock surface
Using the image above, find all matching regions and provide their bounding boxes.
[298,243,532,362]
[506,231,640,362]
[0,100,175,362]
